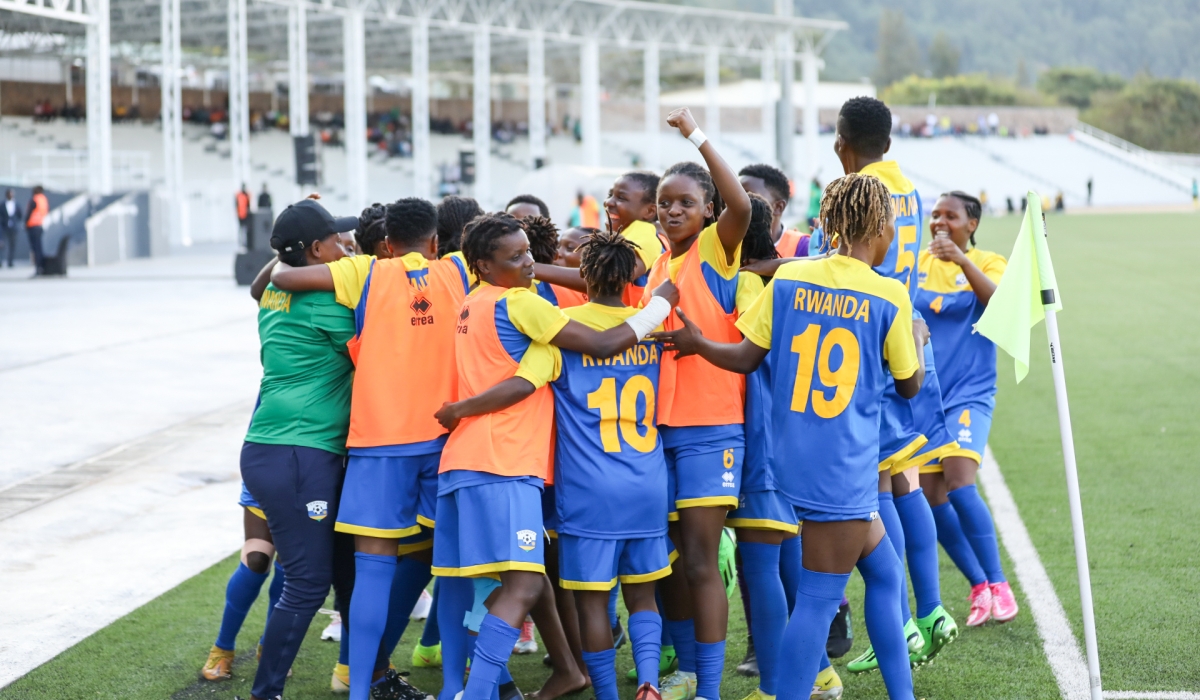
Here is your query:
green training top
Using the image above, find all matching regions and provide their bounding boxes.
[245,283,356,455]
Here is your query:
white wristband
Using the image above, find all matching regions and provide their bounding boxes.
[687,128,707,149]
[624,295,672,340]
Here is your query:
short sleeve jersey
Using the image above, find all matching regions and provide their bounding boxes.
[860,161,923,297]
[327,253,470,311]
[246,284,356,454]
[622,220,665,284]
[546,303,667,539]
[915,247,1007,410]
[736,256,918,515]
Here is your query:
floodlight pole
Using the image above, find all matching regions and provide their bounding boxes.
[704,44,720,151]
[161,0,184,244]
[760,47,776,166]
[343,8,367,213]
[412,15,431,198]
[86,0,112,195]
[642,41,660,172]
[580,36,601,168]
[228,0,250,194]
[472,22,491,208]
[527,28,546,171]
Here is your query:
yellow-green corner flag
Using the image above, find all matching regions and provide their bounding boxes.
[975,192,1063,383]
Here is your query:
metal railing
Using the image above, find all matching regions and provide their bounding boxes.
[4,150,153,192]
[1070,123,1192,192]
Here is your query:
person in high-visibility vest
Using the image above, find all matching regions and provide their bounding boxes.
[24,185,48,275]
[236,184,253,249]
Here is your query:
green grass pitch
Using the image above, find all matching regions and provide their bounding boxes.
[4,212,1197,699]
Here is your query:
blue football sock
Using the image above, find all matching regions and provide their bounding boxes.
[820,649,832,672]
[582,648,618,700]
[665,618,696,673]
[462,614,520,700]
[948,485,1007,584]
[350,553,396,700]
[215,562,269,651]
[420,578,442,647]
[777,567,849,700]
[627,610,662,687]
[339,622,351,666]
[694,641,725,700]
[895,489,943,617]
[382,557,433,658]
[931,501,987,586]
[877,492,913,624]
[740,541,786,696]
[655,588,673,647]
[267,561,285,625]
[608,586,620,629]
[780,536,802,616]
[437,577,474,700]
[859,536,916,700]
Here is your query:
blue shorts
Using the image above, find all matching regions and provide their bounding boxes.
[663,430,744,520]
[794,505,879,523]
[238,482,266,520]
[727,490,800,533]
[542,484,559,538]
[397,526,433,556]
[432,478,546,577]
[334,451,440,539]
[558,534,675,590]
[923,402,994,471]
[878,390,926,474]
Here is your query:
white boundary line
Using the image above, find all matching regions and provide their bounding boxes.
[979,447,1200,700]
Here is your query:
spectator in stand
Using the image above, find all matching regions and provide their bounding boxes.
[25,186,49,275]
[1087,177,1094,206]
[1,189,22,268]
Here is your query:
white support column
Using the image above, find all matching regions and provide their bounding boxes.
[65,60,73,107]
[580,37,600,168]
[643,41,659,172]
[800,43,821,183]
[472,23,491,208]
[287,2,309,137]
[86,0,112,195]
[527,29,546,170]
[411,16,431,198]
[760,48,776,165]
[227,0,250,191]
[704,44,720,149]
[774,0,794,178]
[161,0,184,243]
[343,9,367,212]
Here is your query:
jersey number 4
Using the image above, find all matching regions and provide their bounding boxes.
[790,324,860,419]
[587,376,658,453]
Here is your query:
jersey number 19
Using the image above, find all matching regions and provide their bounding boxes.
[790,324,860,419]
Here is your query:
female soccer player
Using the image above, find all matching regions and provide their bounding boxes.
[430,213,678,700]
[436,195,484,259]
[737,163,809,258]
[237,199,360,700]
[915,191,1017,626]
[654,173,925,700]
[639,107,751,700]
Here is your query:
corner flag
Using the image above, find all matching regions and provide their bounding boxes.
[975,192,1062,382]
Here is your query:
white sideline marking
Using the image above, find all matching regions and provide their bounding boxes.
[979,448,1200,700]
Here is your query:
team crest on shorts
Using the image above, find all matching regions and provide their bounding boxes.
[306,500,329,521]
[722,472,736,488]
[516,529,538,552]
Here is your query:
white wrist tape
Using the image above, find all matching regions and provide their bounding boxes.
[687,128,707,149]
[625,295,672,340]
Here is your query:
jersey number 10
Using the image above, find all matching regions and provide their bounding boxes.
[790,324,861,419]
[587,376,658,453]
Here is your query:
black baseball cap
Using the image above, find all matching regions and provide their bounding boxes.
[270,199,359,256]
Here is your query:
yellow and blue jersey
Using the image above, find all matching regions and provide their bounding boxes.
[739,271,775,491]
[860,160,923,297]
[915,247,1007,409]
[736,255,918,515]
[547,303,667,539]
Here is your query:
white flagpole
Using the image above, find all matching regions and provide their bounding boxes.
[1040,216,1102,700]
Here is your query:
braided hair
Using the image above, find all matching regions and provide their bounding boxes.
[621,170,661,207]
[941,190,983,247]
[819,173,892,255]
[578,229,639,299]
[661,161,724,228]
[436,195,484,257]
[522,215,559,264]
[356,203,388,255]
[461,212,524,280]
[741,193,780,267]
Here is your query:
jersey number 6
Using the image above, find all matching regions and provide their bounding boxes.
[790,324,861,419]
[587,376,658,454]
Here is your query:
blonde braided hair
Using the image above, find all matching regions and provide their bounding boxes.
[819,173,892,256]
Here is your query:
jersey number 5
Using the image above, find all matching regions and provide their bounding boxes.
[587,376,658,453]
[896,225,918,288]
[790,324,860,419]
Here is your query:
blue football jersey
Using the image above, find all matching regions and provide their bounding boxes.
[861,161,922,299]
[550,303,668,539]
